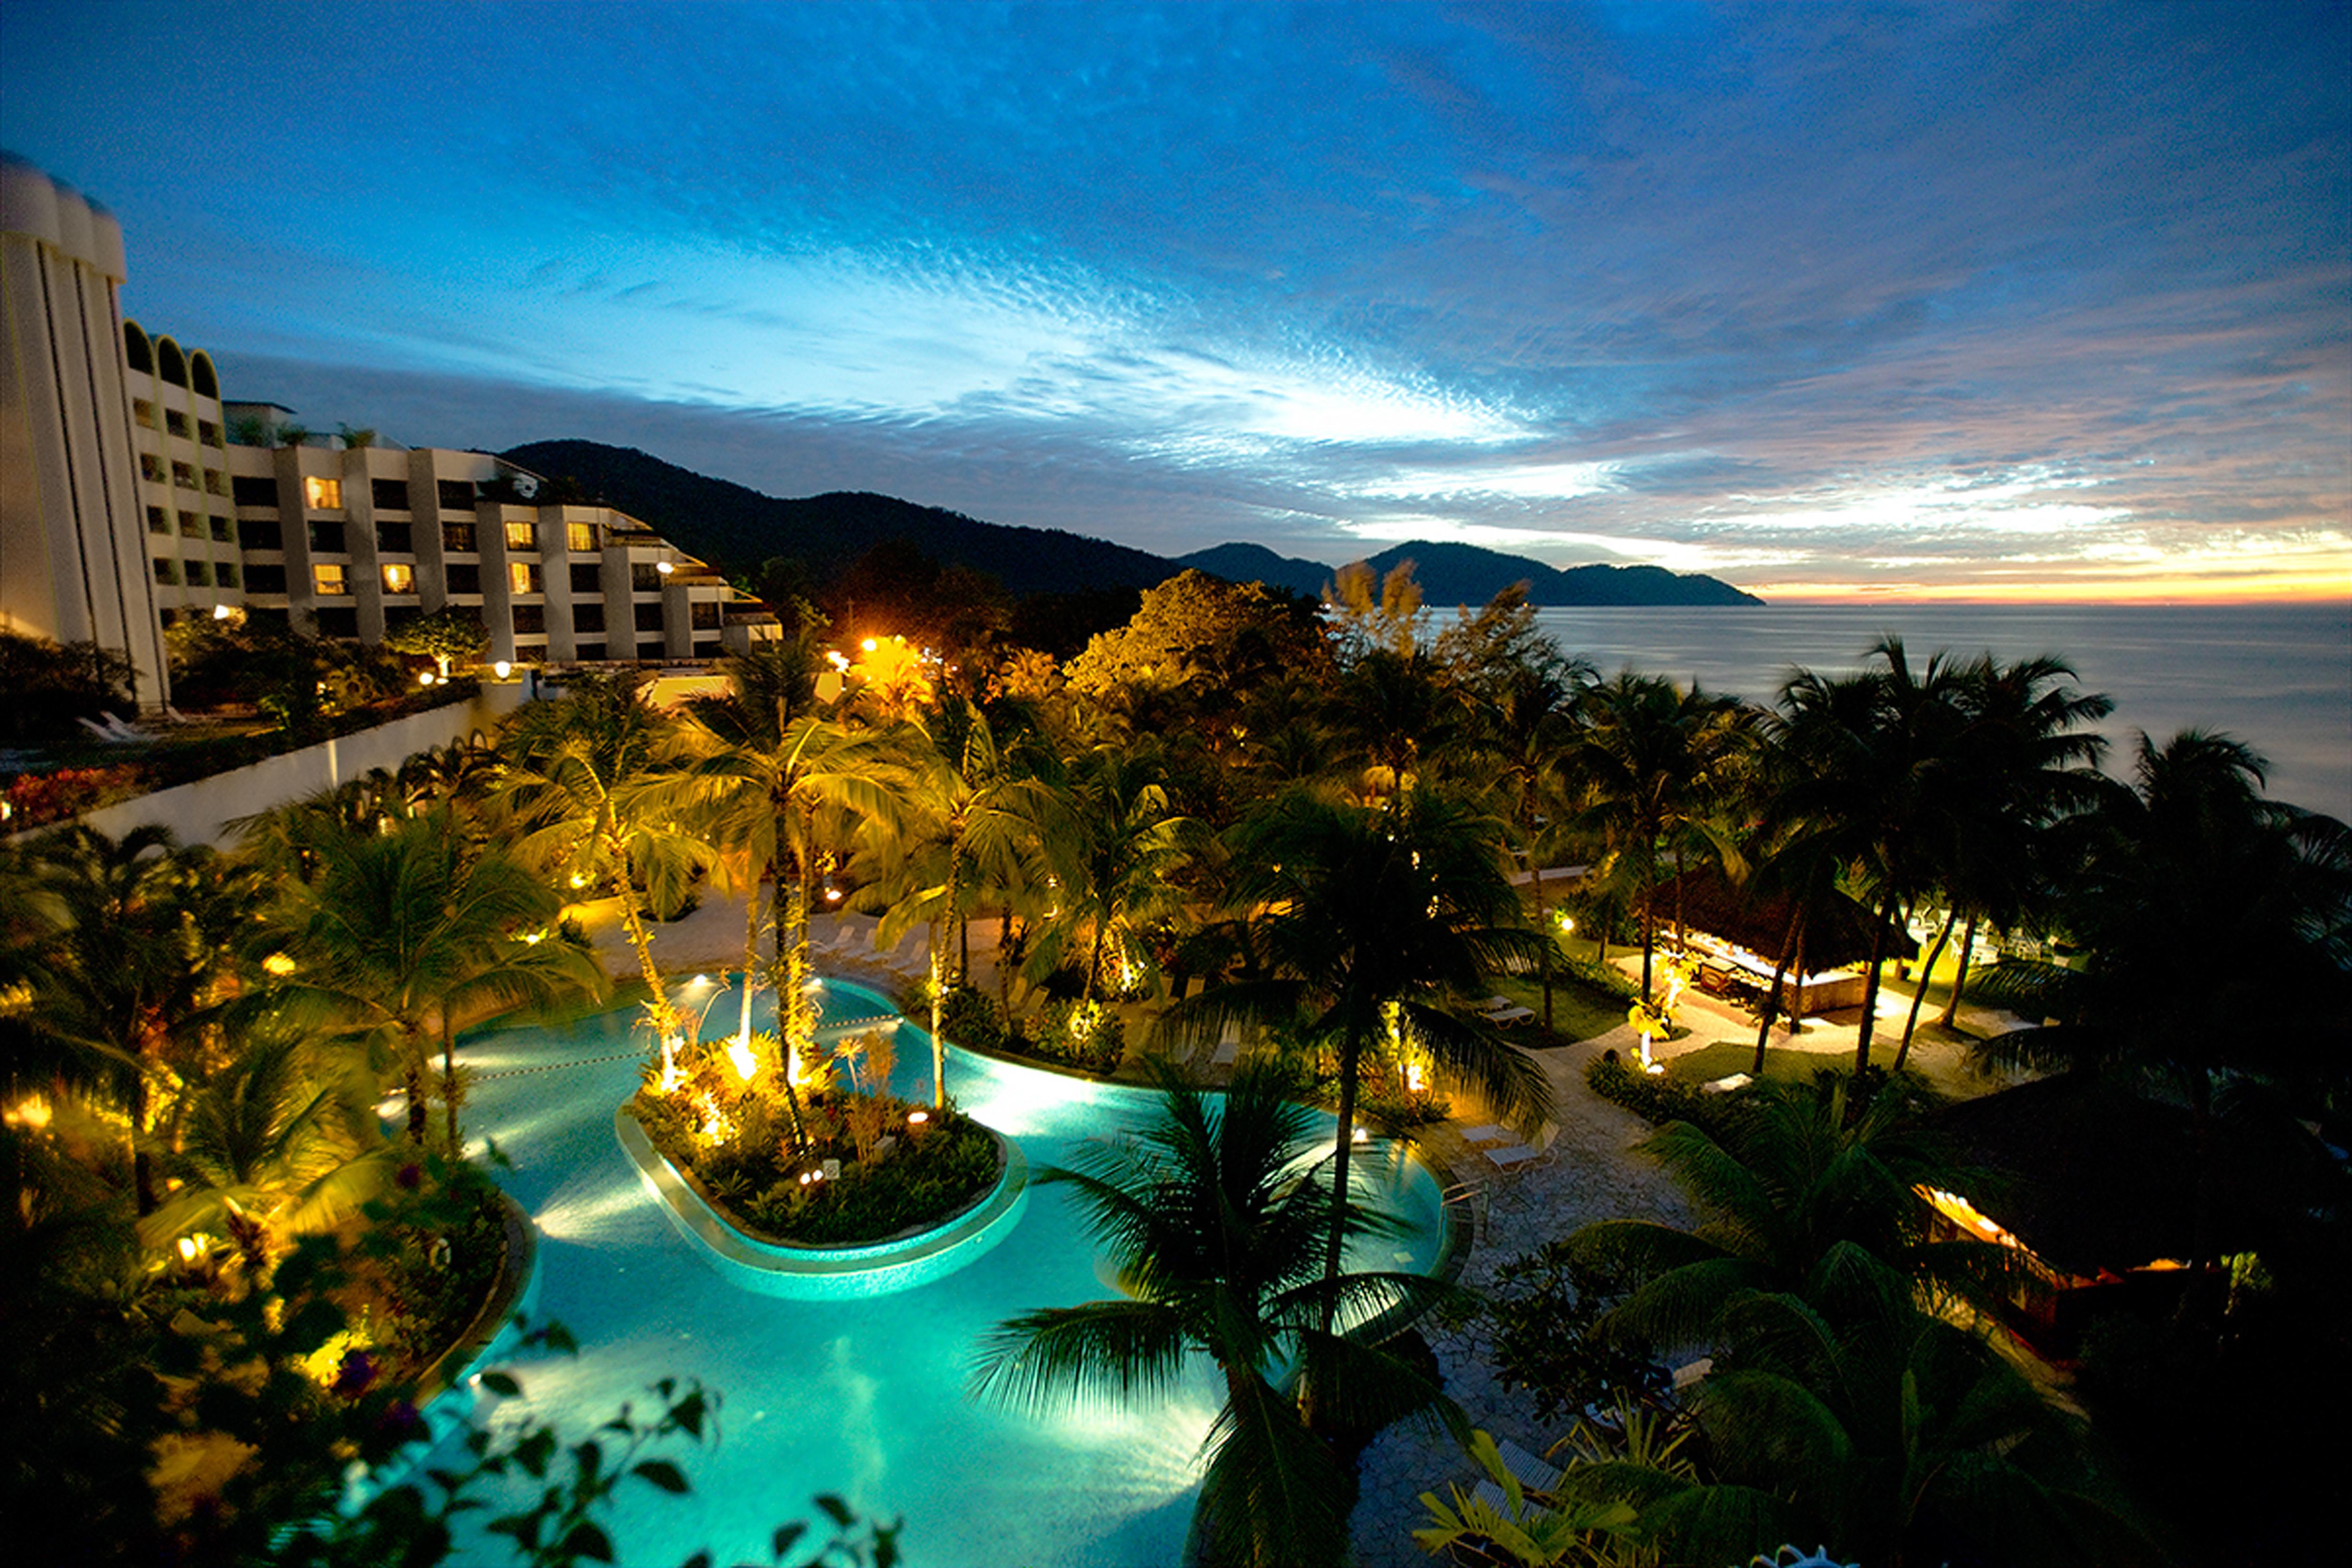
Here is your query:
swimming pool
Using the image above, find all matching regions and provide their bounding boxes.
[440,977,1450,1566]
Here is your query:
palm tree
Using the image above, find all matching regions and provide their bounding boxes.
[1891,653,2109,1067]
[1468,657,1589,1030]
[1568,1076,2008,1352]
[1973,731,2352,1276]
[496,671,707,1087]
[1186,784,1551,1311]
[1573,672,1747,1002]
[275,805,599,1148]
[972,1061,1461,1567]
[1773,640,1970,1073]
[4,825,254,1213]
[136,1022,394,1274]
[1554,1289,2158,1568]
[862,696,1065,1104]
[682,645,905,1136]
[1032,746,1201,1003]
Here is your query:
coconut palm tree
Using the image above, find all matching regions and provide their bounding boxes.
[1568,1076,2009,1353]
[2,825,255,1213]
[682,645,906,1136]
[1572,672,1748,1002]
[1552,1288,2159,1568]
[1186,784,1551,1312]
[1031,746,1201,1003]
[1971,730,2352,1274]
[972,1061,1462,1568]
[1773,641,1971,1073]
[861,696,1066,1103]
[1890,653,2109,1067]
[274,805,600,1149]
[495,671,707,1086]
[1468,657,1590,1030]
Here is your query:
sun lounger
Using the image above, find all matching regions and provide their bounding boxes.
[1461,1123,1513,1142]
[1670,1355,1714,1391]
[1471,1477,1550,1520]
[1494,1437,1563,1494]
[101,713,151,741]
[1701,1072,1752,1094]
[1483,1142,1540,1167]
[1483,1005,1536,1026]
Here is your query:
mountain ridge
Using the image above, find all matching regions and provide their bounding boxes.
[501,439,1762,606]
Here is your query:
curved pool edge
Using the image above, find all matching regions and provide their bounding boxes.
[616,1108,1032,1299]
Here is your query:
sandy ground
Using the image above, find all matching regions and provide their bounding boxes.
[564,888,2028,1565]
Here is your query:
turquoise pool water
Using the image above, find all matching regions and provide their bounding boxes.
[441,978,1448,1566]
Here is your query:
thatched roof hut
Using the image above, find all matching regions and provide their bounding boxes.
[1635,866,1916,971]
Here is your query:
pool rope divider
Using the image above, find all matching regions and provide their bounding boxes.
[616,1108,1032,1299]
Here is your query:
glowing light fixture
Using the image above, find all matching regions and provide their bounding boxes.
[493,660,512,679]
[655,560,674,575]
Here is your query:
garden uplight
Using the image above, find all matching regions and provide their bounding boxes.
[263,952,297,977]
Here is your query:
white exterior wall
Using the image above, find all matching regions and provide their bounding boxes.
[0,161,171,705]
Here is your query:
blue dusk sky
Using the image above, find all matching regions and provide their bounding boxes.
[5,0,2347,601]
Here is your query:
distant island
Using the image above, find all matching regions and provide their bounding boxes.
[502,439,1763,607]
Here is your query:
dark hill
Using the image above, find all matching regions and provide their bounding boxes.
[1176,539,1762,607]
[502,439,1762,606]
[501,440,1180,597]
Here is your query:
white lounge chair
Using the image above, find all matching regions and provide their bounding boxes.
[1460,1123,1513,1143]
[1483,1142,1540,1168]
[1494,1437,1563,1494]
[1483,1005,1536,1026]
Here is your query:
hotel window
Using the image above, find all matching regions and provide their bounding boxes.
[153,558,180,585]
[510,562,541,595]
[443,521,477,553]
[570,562,602,595]
[166,410,191,438]
[172,461,197,489]
[371,478,411,511]
[382,563,416,595]
[179,511,203,538]
[566,521,597,552]
[240,517,283,550]
[146,506,169,534]
[304,475,343,509]
[574,641,606,662]
[315,564,350,596]
[210,516,233,542]
[505,520,538,551]
[512,604,546,635]
[232,475,278,507]
[308,519,346,555]
[437,479,475,511]
[199,420,222,447]
[445,564,481,595]
[572,603,605,633]
[205,470,228,496]
[377,521,413,554]
[244,564,286,594]
[216,562,238,588]
[634,602,666,632]
[691,602,721,630]
[141,453,164,481]
[133,399,157,429]
[316,607,359,639]
[184,560,211,587]
[631,563,663,592]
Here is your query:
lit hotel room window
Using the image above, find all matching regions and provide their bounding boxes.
[304,476,343,509]
[510,562,541,595]
[506,520,538,550]
[314,564,349,596]
[567,521,597,552]
[382,563,415,594]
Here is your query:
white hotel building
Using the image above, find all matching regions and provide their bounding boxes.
[3,158,775,708]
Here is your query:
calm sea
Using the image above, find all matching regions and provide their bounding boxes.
[1528,602,2352,823]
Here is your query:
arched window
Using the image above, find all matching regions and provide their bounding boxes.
[191,351,219,399]
[124,321,153,373]
[157,336,188,388]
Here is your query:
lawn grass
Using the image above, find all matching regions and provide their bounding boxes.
[1486,969,1631,1045]
[1658,1039,1829,1086]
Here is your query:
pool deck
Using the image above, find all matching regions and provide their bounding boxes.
[564,887,2027,1565]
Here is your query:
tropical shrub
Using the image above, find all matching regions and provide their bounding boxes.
[934,984,1007,1053]
[1584,1052,1735,1138]
[1009,997,1127,1073]
[629,1084,1001,1246]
